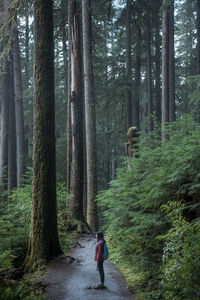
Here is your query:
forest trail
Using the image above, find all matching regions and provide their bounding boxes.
[44,234,135,300]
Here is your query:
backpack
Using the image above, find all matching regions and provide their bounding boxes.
[102,242,109,260]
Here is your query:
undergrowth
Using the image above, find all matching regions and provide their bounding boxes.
[0,173,76,300]
[97,115,200,299]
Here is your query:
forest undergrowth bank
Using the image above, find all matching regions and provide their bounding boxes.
[98,115,200,300]
[0,178,77,300]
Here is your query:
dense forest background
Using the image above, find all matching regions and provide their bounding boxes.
[0,0,200,299]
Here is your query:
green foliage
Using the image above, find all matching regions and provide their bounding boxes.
[0,182,32,270]
[0,174,74,299]
[97,115,200,299]
[159,201,200,300]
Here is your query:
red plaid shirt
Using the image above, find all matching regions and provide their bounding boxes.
[95,239,105,262]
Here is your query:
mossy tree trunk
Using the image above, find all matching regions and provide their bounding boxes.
[26,0,62,269]
[82,0,98,231]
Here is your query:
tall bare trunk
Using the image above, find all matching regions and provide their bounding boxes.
[82,0,98,230]
[146,2,153,132]
[67,0,72,193]
[134,26,141,130]
[61,0,68,101]
[8,51,17,192]
[26,0,62,269]
[169,0,176,122]
[0,56,9,186]
[69,0,84,223]
[125,0,132,129]
[197,0,200,123]
[12,20,25,187]
[161,0,169,142]
[155,8,162,124]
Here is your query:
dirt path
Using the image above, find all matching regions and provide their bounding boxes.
[44,234,135,300]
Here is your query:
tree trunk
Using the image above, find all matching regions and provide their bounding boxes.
[161,0,170,142]
[69,0,85,225]
[61,0,68,101]
[12,20,25,187]
[25,4,29,89]
[169,0,176,122]
[134,26,141,131]
[8,51,17,192]
[0,56,9,186]
[24,4,29,161]
[125,0,133,129]
[197,0,200,123]
[67,0,72,194]
[146,2,153,133]
[26,0,62,269]
[0,0,9,186]
[82,0,98,231]
[155,12,161,124]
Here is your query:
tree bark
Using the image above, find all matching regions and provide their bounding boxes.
[197,0,200,123]
[25,3,29,90]
[161,0,170,142]
[69,0,85,224]
[155,11,161,124]
[134,26,141,131]
[82,0,98,231]
[169,0,176,122]
[67,0,72,194]
[125,0,133,129]
[61,0,68,101]
[12,19,25,187]
[26,0,62,268]
[8,51,17,192]
[146,1,153,133]
[0,56,9,186]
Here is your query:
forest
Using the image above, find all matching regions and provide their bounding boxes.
[0,0,200,299]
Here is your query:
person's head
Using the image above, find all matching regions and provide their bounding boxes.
[96,231,104,241]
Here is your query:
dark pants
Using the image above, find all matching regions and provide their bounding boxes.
[97,261,104,283]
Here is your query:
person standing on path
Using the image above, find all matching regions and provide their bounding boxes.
[95,231,106,287]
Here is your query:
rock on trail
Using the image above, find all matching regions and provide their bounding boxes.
[44,234,135,300]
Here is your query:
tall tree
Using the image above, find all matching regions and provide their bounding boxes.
[8,51,17,192]
[169,0,176,122]
[161,0,169,142]
[197,0,200,123]
[154,6,162,124]
[0,0,16,190]
[67,0,72,193]
[12,19,25,187]
[146,0,153,132]
[68,0,86,229]
[26,0,62,268]
[125,0,133,129]
[0,56,9,186]
[134,24,141,131]
[82,0,98,230]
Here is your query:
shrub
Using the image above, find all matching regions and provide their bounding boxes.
[97,115,200,299]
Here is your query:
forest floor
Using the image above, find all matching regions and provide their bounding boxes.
[43,234,135,300]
